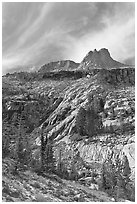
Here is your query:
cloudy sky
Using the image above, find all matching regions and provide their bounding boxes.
[2,2,135,74]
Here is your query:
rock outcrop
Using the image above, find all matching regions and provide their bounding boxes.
[2,160,115,202]
[78,48,127,70]
[2,48,135,201]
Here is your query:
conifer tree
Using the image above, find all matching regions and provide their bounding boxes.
[76,107,86,135]
[45,141,56,172]
[100,152,132,200]
[40,125,47,171]
[122,155,131,179]
[56,148,68,178]
[2,118,18,158]
[2,120,11,158]
[56,148,62,174]
[15,109,32,169]
[85,105,96,136]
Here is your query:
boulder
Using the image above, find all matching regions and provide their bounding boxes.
[89,183,99,190]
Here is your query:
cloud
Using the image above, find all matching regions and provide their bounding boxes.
[2,2,135,74]
[67,16,135,64]
[59,3,135,64]
[3,3,54,52]
[17,3,54,48]
[2,3,56,73]
[2,24,70,74]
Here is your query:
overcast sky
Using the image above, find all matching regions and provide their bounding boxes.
[2,2,135,74]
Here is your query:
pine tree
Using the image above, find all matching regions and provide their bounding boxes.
[100,152,132,200]
[2,119,17,158]
[15,110,32,170]
[70,160,78,180]
[56,148,62,174]
[44,141,56,172]
[56,148,69,178]
[85,106,96,136]
[2,120,11,158]
[122,155,131,179]
[40,123,55,172]
[115,174,127,200]
[76,107,86,135]
[100,162,107,190]
[40,126,47,171]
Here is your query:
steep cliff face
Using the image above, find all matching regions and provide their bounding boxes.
[25,75,134,187]
[95,67,135,85]
[29,67,134,200]
[2,48,135,201]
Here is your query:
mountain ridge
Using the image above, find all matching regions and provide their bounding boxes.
[38,60,80,73]
[2,47,135,202]
[3,48,134,82]
[38,48,129,73]
[3,48,134,78]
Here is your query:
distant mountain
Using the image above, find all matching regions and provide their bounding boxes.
[2,46,135,202]
[3,48,134,82]
[38,48,129,75]
[78,48,126,70]
[38,60,80,73]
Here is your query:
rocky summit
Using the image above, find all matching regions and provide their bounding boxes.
[78,48,126,70]
[2,48,135,202]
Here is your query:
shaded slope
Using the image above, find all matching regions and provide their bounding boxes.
[2,159,115,202]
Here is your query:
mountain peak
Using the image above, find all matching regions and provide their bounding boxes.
[78,48,126,70]
[38,60,80,73]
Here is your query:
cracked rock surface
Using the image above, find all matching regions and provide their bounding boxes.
[2,51,135,202]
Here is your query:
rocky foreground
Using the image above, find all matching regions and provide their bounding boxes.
[2,48,135,202]
[3,158,116,202]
